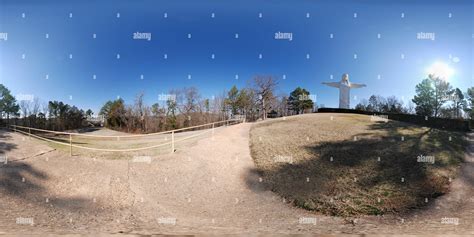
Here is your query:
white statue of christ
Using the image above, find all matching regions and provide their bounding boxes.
[322,74,366,109]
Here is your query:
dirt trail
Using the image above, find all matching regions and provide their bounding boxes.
[0,125,472,235]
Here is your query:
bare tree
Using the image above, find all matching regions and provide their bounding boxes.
[276,93,289,117]
[19,100,31,119]
[182,87,200,112]
[143,105,151,132]
[211,92,227,121]
[404,101,415,114]
[252,75,278,120]
[125,106,134,132]
[41,101,49,116]
[32,97,40,115]
[134,92,146,131]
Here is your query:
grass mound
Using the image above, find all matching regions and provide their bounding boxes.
[249,113,467,216]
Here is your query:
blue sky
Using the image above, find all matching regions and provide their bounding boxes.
[0,0,472,113]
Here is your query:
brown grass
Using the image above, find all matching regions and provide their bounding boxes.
[249,113,467,216]
[28,127,213,159]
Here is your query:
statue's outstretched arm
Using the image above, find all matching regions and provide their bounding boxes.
[350,83,366,88]
[322,82,340,88]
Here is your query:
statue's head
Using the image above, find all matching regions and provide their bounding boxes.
[341,73,349,83]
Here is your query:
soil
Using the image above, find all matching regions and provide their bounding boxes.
[0,120,472,235]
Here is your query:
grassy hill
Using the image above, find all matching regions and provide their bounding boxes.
[249,113,467,216]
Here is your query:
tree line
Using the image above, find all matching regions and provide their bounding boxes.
[0,84,92,130]
[3,73,471,133]
[2,75,313,133]
[355,74,474,120]
[98,76,317,133]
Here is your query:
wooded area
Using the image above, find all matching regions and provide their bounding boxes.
[2,74,473,132]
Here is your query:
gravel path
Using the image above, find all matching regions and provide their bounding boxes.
[0,124,472,235]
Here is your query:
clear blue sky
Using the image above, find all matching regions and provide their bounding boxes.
[0,0,472,113]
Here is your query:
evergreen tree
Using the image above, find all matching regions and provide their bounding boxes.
[451,88,465,119]
[412,78,435,116]
[288,87,314,114]
[431,74,453,117]
[465,87,474,119]
[225,85,240,115]
[0,84,20,122]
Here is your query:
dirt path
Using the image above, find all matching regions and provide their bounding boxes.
[0,125,472,235]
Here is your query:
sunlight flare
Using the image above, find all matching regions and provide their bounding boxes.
[427,61,455,80]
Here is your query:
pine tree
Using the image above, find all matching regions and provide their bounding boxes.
[0,84,20,123]
[288,87,314,114]
[412,78,435,116]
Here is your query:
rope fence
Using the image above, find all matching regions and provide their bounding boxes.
[9,118,243,155]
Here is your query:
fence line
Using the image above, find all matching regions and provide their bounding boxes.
[10,119,240,138]
[9,118,243,155]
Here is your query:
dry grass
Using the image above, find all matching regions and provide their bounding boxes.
[249,113,467,216]
[27,127,214,159]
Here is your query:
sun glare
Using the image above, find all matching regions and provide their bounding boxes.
[427,61,454,80]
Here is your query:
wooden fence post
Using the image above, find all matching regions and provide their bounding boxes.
[171,131,175,153]
[69,134,72,157]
